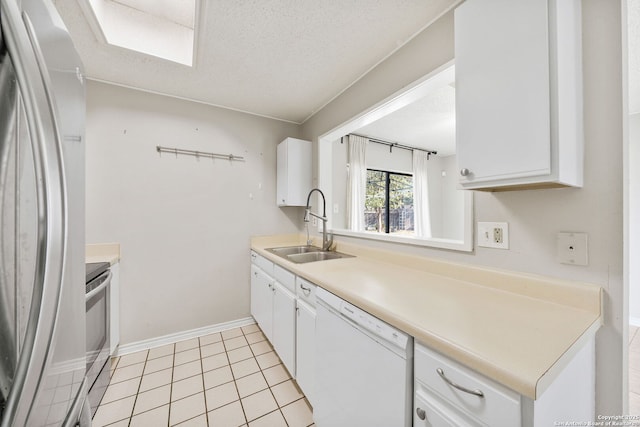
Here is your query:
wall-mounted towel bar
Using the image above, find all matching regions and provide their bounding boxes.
[156,145,245,162]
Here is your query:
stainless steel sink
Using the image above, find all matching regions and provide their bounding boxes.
[266,245,322,256]
[287,251,352,263]
[266,245,353,263]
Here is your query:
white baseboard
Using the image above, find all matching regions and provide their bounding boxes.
[115,317,256,356]
[630,317,640,328]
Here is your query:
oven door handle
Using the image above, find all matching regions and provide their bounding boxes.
[86,270,112,302]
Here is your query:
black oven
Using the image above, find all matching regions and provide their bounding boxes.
[85,262,111,417]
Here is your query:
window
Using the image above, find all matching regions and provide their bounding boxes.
[78,0,196,66]
[365,169,414,234]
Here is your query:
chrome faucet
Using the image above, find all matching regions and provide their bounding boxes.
[304,188,333,251]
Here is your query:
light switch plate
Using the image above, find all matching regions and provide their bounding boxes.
[556,232,588,266]
[477,222,509,249]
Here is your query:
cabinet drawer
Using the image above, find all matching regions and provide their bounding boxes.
[414,389,479,427]
[415,343,521,427]
[295,277,316,307]
[250,251,273,276]
[273,264,295,292]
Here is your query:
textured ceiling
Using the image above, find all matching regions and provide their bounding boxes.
[356,83,456,156]
[52,0,458,123]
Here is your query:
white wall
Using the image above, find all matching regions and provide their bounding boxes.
[85,81,302,345]
[301,2,624,416]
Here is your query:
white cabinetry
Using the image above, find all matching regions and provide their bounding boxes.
[250,252,297,376]
[414,390,477,427]
[295,277,317,403]
[276,137,312,206]
[414,343,521,427]
[249,251,319,404]
[250,263,274,340]
[414,340,595,427]
[455,0,583,190]
[272,265,297,376]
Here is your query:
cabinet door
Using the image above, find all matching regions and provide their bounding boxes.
[276,141,288,206]
[272,282,296,376]
[251,265,273,341]
[296,299,315,403]
[455,0,551,186]
[414,390,478,427]
[276,138,312,206]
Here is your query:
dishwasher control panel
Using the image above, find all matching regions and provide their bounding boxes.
[317,287,409,350]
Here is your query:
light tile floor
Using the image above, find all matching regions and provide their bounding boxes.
[631,325,640,415]
[93,324,314,427]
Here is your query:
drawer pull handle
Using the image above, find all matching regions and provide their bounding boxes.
[300,284,311,295]
[436,368,485,398]
[416,407,426,420]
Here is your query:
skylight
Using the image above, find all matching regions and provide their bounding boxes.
[79,0,196,66]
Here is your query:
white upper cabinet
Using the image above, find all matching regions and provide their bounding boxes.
[455,0,583,191]
[276,137,312,206]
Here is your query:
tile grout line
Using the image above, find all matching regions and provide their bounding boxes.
[126,350,150,427]
[197,336,211,427]
[167,344,176,427]
[227,329,250,426]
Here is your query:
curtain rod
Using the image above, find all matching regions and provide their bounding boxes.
[349,134,437,157]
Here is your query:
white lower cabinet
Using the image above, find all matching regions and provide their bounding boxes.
[414,343,520,427]
[250,252,319,406]
[272,282,296,376]
[295,277,317,403]
[414,339,596,427]
[414,389,477,427]
[250,263,274,340]
[250,252,297,377]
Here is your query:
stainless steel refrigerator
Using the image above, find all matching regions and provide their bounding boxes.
[0,0,88,425]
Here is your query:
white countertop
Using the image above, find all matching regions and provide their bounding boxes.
[251,234,602,400]
[86,243,120,265]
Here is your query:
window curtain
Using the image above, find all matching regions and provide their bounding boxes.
[346,135,368,231]
[413,151,432,238]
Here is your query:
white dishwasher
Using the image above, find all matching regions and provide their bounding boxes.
[314,287,413,427]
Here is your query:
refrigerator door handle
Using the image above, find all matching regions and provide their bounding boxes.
[0,1,68,426]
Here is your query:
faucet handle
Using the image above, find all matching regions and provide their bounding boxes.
[324,232,334,251]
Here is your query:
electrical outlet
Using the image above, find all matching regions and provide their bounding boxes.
[477,222,509,249]
[493,227,503,244]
